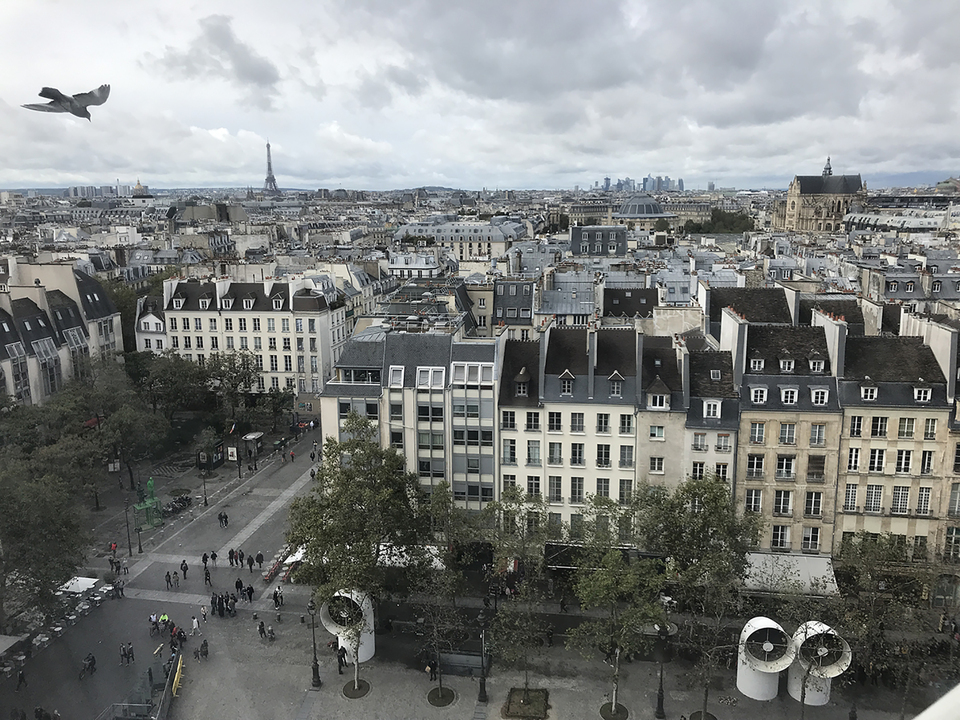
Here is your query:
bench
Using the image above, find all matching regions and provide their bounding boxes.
[439,651,488,677]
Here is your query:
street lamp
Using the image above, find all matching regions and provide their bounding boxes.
[135,526,143,554]
[655,663,666,719]
[478,629,488,702]
[202,471,208,507]
[307,599,321,688]
[123,499,133,557]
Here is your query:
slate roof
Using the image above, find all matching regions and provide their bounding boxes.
[709,288,791,324]
[842,337,945,383]
[688,351,737,397]
[0,308,23,361]
[74,269,117,319]
[383,333,453,387]
[794,175,863,194]
[641,336,682,391]
[799,298,864,331]
[451,341,495,363]
[46,290,86,337]
[544,328,589,375]
[334,336,385,371]
[595,330,637,377]
[498,339,541,408]
[11,298,58,356]
[745,326,831,374]
[291,288,329,312]
[603,288,658,317]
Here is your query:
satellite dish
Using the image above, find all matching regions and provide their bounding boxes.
[737,617,795,700]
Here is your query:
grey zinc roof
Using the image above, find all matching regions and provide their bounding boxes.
[383,333,453,387]
[544,329,590,375]
[795,175,863,194]
[595,330,637,377]
[842,336,945,383]
[335,336,385,370]
[745,326,831,375]
[709,287,791,324]
[74,269,117,319]
[451,341,495,363]
[498,339,541,408]
[688,351,737,398]
[603,288,658,317]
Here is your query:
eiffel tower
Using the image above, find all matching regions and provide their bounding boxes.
[263,141,280,195]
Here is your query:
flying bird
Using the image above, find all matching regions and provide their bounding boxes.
[22,84,110,121]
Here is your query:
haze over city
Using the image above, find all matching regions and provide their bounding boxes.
[2,0,959,191]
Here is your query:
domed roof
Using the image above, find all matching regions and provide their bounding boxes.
[617,194,665,217]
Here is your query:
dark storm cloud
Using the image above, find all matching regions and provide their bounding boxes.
[153,15,281,109]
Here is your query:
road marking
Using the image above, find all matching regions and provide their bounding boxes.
[216,471,313,557]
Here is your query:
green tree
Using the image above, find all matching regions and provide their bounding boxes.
[102,279,139,353]
[205,351,260,423]
[288,412,430,618]
[486,483,550,702]
[137,350,208,420]
[253,386,295,433]
[653,218,671,232]
[0,461,88,629]
[635,475,763,720]
[567,496,662,717]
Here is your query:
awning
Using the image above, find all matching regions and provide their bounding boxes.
[743,552,839,597]
[58,576,98,594]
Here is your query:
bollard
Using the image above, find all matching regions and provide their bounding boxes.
[253,612,258,620]
[301,614,305,624]
[277,612,282,623]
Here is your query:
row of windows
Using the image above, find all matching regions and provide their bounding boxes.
[887,280,960,293]
[749,387,829,406]
[770,524,822,551]
[745,454,826,480]
[847,448,935,475]
[842,483,935,516]
[745,489,825,516]
[513,379,627,398]
[502,440,633,468]
[503,474,632,504]
[748,422,827,446]
[165,317,324,334]
[501,410,633,434]
[748,358,824,373]
[850,416,938,439]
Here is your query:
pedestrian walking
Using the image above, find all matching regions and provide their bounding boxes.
[312,440,318,452]
[247,555,255,573]
[217,512,224,528]
[272,588,280,609]
[210,593,217,615]
[180,560,188,579]
[310,451,315,462]
[258,621,267,639]
[201,605,207,623]
[217,594,225,618]
[223,513,229,527]
[559,596,568,613]
[210,550,217,567]
[110,541,117,558]
[276,586,284,606]
[202,552,209,570]
[255,551,264,569]
[337,645,347,674]
[289,450,295,462]
[121,558,128,575]
[191,616,201,636]
[172,571,180,588]
[237,549,245,567]
[428,659,438,681]
[204,568,212,586]
[126,642,135,664]
[228,549,235,567]
[246,584,254,602]
[165,571,172,590]
[119,643,127,666]
[235,577,244,596]
[117,579,125,597]
[15,669,26,691]
[546,627,554,647]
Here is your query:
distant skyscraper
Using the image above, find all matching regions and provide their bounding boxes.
[603,176,611,192]
[708,181,716,192]
[263,142,280,195]
[678,178,684,192]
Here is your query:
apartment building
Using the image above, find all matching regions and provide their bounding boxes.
[684,350,740,485]
[0,261,120,404]
[732,323,843,555]
[135,276,348,396]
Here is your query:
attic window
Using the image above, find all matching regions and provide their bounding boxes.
[780,359,795,373]
[222,298,233,310]
[861,386,877,401]
[654,358,662,368]
[750,358,764,372]
[243,298,254,310]
[516,381,528,397]
[710,370,721,381]
[173,298,184,310]
[933,281,942,293]
[914,388,931,403]
[905,282,915,292]
[887,282,898,292]
[199,299,210,310]
[272,298,283,310]
[810,360,824,373]
[388,366,404,388]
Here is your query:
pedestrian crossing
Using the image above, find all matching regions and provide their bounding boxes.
[150,464,184,478]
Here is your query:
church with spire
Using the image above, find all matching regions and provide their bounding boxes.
[773,157,865,232]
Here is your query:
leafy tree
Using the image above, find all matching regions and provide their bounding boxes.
[136,350,208,420]
[102,279,139,353]
[253,386,295,433]
[486,483,550,701]
[567,496,663,716]
[205,351,260,424]
[635,475,763,720]
[653,218,671,232]
[288,412,431,620]
[0,461,88,629]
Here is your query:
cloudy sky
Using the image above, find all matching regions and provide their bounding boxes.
[1,0,958,191]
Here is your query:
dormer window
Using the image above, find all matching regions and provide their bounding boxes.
[780,388,798,405]
[752,387,767,404]
[199,298,210,310]
[750,358,764,372]
[905,282,915,292]
[932,281,942,293]
[703,400,720,418]
[609,380,622,397]
[811,388,829,406]
[648,394,667,409]
[222,298,233,310]
[780,359,795,373]
[272,298,283,310]
[516,381,528,397]
[887,282,898,292]
[710,370,721,381]
[560,379,573,394]
[172,298,184,310]
[243,298,254,310]
[861,386,877,401]
[914,388,931,403]
[388,366,404,387]
[810,360,824,373]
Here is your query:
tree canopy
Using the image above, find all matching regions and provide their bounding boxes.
[683,208,754,234]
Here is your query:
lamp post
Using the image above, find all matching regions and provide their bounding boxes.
[478,628,488,702]
[123,499,133,557]
[307,600,321,688]
[202,470,208,507]
[135,526,143,554]
[655,662,666,719]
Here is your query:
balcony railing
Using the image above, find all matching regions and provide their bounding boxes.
[548,494,563,504]
[746,470,764,479]
[864,505,883,515]
[806,473,825,484]
[771,542,792,552]
[526,458,541,466]
[596,460,612,468]
[619,460,635,468]
[570,458,585,467]
[715,445,731,453]
[570,424,585,433]
[547,456,563,465]
[502,456,517,465]
[915,507,931,516]
[569,495,585,504]
[801,541,821,553]
[773,510,793,518]
[775,471,796,481]
[692,444,708,452]
[619,426,633,435]
[596,425,610,434]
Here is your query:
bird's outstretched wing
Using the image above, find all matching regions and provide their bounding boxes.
[38,87,69,103]
[22,101,67,113]
[73,84,110,108]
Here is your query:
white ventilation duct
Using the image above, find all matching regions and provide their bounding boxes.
[319,590,375,663]
[786,621,852,706]
[737,617,795,700]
